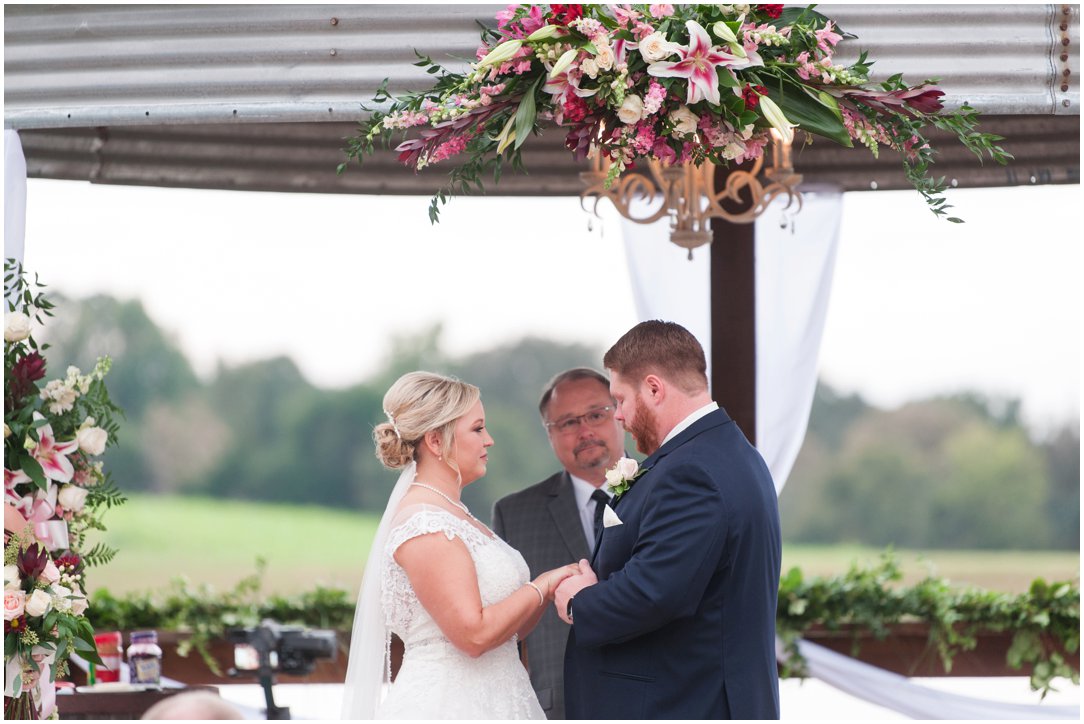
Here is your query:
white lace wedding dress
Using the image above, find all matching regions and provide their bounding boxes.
[375,504,545,720]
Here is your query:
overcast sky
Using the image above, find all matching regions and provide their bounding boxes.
[20,178,1081,434]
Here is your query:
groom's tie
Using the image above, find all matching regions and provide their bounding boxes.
[590,489,610,542]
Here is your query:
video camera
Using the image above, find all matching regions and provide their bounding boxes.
[227,619,336,676]
[226,620,337,719]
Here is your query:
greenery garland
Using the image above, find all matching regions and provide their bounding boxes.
[88,552,1078,695]
[776,552,1079,697]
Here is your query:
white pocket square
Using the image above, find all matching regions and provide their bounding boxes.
[602,504,623,528]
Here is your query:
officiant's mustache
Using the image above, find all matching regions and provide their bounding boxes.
[573,439,606,455]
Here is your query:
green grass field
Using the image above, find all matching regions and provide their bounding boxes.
[85,495,1080,597]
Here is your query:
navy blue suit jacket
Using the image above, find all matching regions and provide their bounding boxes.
[564,407,782,720]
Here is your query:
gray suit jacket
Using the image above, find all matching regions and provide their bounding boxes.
[492,471,588,720]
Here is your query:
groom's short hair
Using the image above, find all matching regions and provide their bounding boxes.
[603,320,708,395]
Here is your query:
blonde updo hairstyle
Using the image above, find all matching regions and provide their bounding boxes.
[374,371,481,479]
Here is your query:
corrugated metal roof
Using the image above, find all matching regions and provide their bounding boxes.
[16,114,1079,196]
[5,3,1079,130]
[5,4,1079,197]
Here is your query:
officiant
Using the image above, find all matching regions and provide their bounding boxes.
[491,368,626,719]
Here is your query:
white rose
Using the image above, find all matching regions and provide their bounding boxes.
[70,585,88,617]
[722,141,746,160]
[4,312,31,343]
[24,589,52,618]
[50,584,72,614]
[616,457,640,479]
[593,41,615,71]
[669,105,700,136]
[638,31,676,63]
[605,468,623,486]
[58,484,89,513]
[580,56,599,79]
[617,94,644,125]
[77,426,108,456]
[4,565,20,592]
[41,560,61,585]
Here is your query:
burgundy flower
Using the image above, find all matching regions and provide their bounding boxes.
[13,351,46,383]
[17,543,49,581]
[6,351,47,411]
[549,4,584,26]
[6,616,28,635]
[742,84,768,110]
[55,550,82,571]
[841,84,945,118]
[759,4,784,19]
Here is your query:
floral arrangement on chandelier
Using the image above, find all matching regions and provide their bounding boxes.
[4,259,125,719]
[342,3,1012,223]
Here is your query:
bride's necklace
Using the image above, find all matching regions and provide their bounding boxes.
[410,482,477,520]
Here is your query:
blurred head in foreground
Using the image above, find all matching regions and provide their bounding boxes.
[142,690,244,720]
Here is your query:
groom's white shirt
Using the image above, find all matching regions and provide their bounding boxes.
[661,401,719,447]
[570,473,611,553]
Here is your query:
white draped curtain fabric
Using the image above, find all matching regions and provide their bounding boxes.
[4,130,27,268]
[780,638,1080,720]
[620,188,843,493]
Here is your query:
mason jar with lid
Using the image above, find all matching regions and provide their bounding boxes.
[127,630,163,686]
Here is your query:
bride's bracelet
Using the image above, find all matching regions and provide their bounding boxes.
[525,581,545,607]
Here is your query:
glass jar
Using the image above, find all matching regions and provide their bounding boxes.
[93,631,123,683]
[126,630,163,686]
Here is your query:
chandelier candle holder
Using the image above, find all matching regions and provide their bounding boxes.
[343,4,1011,235]
[580,128,803,252]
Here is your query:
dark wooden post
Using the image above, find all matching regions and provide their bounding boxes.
[709,168,757,446]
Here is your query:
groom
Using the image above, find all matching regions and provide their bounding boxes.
[555,321,782,719]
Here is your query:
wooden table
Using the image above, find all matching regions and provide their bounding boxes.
[55,685,220,720]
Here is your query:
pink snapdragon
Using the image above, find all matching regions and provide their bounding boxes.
[631,122,658,154]
[611,5,643,28]
[731,133,768,164]
[572,17,604,39]
[649,4,674,18]
[495,5,518,32]
[816,21,843,53]
[429,135,471,164]
[642,80,667,115]
[793,51,818,81]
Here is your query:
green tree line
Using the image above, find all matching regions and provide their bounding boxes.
[42,295,1078,550]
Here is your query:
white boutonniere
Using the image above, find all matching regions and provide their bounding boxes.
[604,457,646,500]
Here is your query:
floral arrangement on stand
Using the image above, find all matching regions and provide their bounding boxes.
[342,3,1011,223]
[4,259,126,719]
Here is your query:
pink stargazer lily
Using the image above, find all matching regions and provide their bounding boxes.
[647,21,742,106]
[5,468,31,506]
[30,412,79,484]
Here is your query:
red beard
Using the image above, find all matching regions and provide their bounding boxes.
[625,395,662,455]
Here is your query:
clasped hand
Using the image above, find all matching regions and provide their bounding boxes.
[554,559,597,624]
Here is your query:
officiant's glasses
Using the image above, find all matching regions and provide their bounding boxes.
[545,406,615,435]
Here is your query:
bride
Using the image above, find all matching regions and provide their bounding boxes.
[341,371,578,719]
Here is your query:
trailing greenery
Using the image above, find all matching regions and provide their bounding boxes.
[776,552,1080,697]
[89,553,1078,694]
[88,560,355,675]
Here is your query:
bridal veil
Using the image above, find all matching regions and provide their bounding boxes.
[340,461,416,719]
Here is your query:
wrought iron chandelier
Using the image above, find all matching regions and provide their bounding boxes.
[580,130,803,253]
